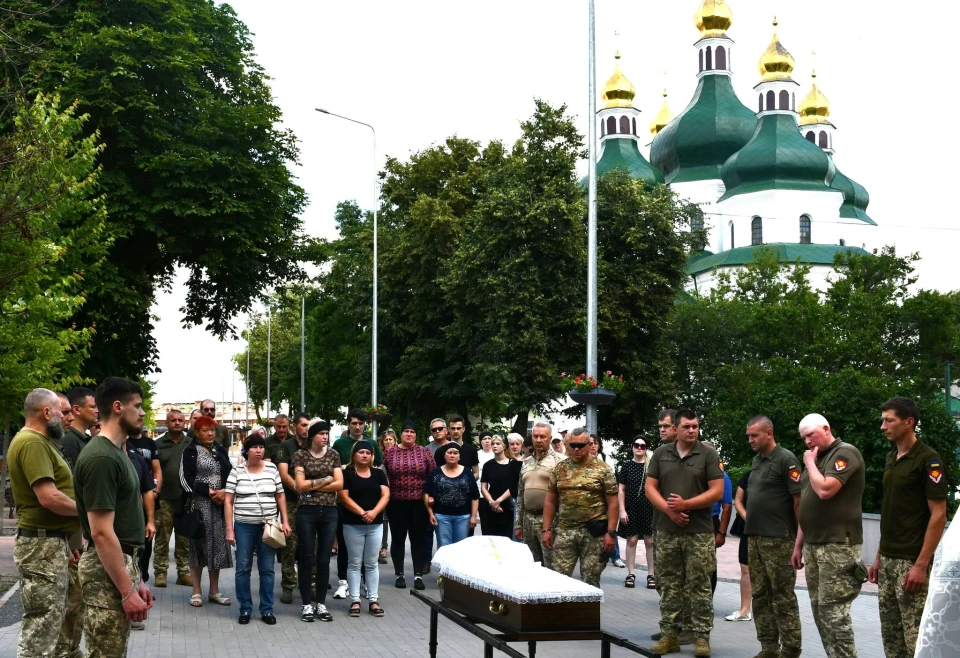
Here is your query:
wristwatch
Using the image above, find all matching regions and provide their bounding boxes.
[717,532,726,537]
[606,529,617,537]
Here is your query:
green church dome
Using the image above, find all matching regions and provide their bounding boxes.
[650,75,758,184]
[719,114,836,200]
[595,137,664,185]
[830,166,875,225]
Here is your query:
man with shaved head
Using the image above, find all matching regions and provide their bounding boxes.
[199,399,231,447]
[154,409,192,587]
[792,413,866,658]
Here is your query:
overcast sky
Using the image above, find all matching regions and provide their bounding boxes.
[150,0,960,405]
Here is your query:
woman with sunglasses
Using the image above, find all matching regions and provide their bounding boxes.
[618,434,656,589]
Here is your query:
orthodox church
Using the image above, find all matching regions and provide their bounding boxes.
[596,0,874,293]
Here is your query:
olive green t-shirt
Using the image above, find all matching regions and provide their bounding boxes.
[8,429,80,533]
[646,440,724,534]
[332,435,383,468]
[264,434,286,464]
[879,441,948,561]
[155,432,191,500]
[744,445,802,539]
[61,427,92,472]
[74,435,145,546]
[798,439,864,544]
[276,436,308,498]
[548,457,618,530]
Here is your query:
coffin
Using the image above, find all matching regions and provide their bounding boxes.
[433,536,603,634]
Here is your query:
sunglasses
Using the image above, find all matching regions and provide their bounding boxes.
[431,427,445,432]
[568,442,589,450]
[634,443,647,448]
[202,408,216,413]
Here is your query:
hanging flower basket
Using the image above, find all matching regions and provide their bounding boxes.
[371,413,392,424]
[559,371,624,406]
[569,388,617,406]
[361,403,390,424]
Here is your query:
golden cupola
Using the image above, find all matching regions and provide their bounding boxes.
[650,90,675,136]
[695,0,733,39]
[758,18,795,82]
[798,71,831,126]
[602,51,637,109]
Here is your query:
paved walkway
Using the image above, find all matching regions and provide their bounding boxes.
[0,537,884,657]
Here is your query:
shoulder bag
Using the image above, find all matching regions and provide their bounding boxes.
[243,467,286,549]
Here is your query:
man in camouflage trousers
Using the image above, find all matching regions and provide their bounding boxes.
[793,413,867,658]
[153,410,192,586]
[744,416,803,658]
[868,398,948,658]
[542,427,618,588]
[276,412,311,602]
[8,389,82,658]
[514,421,565,568]
[645,409,724,658]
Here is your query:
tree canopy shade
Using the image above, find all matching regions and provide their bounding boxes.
[668,248,960,513]
[16,0,307,379]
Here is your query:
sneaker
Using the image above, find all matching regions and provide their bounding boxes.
[677,630,695,646]
[333,580,348,599]
[130,621,145,631]
[414,576,426,590]
[314,604,333,622]
[300,604,314,622]
[611,558,626,568]
[694,637,712,657]
[725,611,752,622]
[395,575,407,589]
[280,590,293,604]
[154,572,167,588]
[649,635,680,654]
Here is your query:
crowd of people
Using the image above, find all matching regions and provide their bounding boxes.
[5,379,950,658]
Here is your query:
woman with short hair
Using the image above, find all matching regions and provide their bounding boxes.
[425,443,479,547]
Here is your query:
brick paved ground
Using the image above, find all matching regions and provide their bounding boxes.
[0,536,884,657]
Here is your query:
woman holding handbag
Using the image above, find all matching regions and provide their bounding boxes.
[225,434,291,625]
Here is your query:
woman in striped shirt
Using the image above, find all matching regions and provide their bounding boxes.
[225,435,290,625]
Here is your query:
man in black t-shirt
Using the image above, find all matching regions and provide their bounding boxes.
[126,428,159,586]
[446,415,479,537]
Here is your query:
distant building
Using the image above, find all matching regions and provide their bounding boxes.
[152,400,257,433]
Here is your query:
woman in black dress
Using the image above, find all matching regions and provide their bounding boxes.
[479,436,520,537]
[617,434,655,588]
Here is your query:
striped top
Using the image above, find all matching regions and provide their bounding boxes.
[225,463,283,524]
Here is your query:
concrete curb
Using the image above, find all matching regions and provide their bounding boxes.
[0,582,18,610]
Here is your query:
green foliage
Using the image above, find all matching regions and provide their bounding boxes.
[0,93,109,419]
[670,247,960,513]
[18,0,307,379]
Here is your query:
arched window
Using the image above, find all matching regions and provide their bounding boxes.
[699,50,704,73]
[716,46,727,70]
[779,90,790,110]
[691,216,706,250]
[606,116,617,135]
[729,221,735,249]
[839,238,846,246]
[759,94,764,112]
[766,90,775,111]
[799,215,812,244]
[632,117,637,135]
[819,131,829,148]
[619,116,630,134]
[751,216,763,245]
[706,46,713,70]
[805,131,816,143]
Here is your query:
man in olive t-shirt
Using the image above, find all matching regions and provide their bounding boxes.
[793,413,865,658]
[868,398,948,658]
[645,409,724,657]
[744,416,803,658]
[154,409,192,586]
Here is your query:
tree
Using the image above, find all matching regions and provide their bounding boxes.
[669,248,960,512]
[19,0,307,379]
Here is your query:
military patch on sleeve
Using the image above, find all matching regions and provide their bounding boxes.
[788,465,801,483]
[928,461,943,484]
[834,459,847,473]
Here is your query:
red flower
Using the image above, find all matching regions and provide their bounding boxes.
[592,381,598,387]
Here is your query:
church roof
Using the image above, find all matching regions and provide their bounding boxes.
[596,137,665,185]
[830,167,875,225]
[686,242,869,276]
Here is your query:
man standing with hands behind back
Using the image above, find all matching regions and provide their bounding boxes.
[645,409,724,658]
[868,398,947,658]
[74,377,153,658]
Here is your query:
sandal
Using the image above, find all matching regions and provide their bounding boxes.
[208,592,231,606]
[646,575,657,590]
[369,602,384,617]
[190,594,203,607]
[349,602,361,617]
[625,574,636,588]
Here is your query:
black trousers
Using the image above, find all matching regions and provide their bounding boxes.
[387,499,428,576]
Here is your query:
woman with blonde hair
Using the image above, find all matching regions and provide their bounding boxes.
[479,436,520,537]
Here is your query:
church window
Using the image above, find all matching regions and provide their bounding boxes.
[779,90,789,110]
[729,221,735,249]
[819,131,828,148]
[607,116,617,135]
[716,46,726,70]
[620,116,631,134]
[839,238,846,246]
[691,216,706,250]
[706,46,713,70]
[766,90,775,111]
[805,131,815,143]
[751,217,763,245]
[759,94,764,112]
[632,117,637,135]
[800,215,812,244]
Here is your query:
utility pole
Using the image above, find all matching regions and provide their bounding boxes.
[585,0,599,436]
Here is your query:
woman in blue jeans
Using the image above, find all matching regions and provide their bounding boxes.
[292,420,343,623]
[425,443,479,547]
[224,435,291,625]
[339,440,389,617]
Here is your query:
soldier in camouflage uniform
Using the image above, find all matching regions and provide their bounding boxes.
[794,413,866,658]
[868,398,948,658]
[154,409,192,586]
[542,428,618,588]
[645,409,724,658]
[514,421,565,568]
[8,389,82,658]
[276,412,311,602]
[744,416,803,658]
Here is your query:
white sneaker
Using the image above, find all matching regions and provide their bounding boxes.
[611,559,626,568]
[725,611,752,621]
[333,580,348,599]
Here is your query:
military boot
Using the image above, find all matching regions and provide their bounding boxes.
[693,637,711,657]
[154,572,167,588]
[176,573,192,586]
[649,635,680,655]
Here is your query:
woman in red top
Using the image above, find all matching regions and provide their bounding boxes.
[383,420,434,591]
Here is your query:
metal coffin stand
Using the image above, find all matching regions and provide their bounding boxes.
[410,589,660,658]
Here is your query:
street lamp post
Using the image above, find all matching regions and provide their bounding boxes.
[316,108,378,436]
[585,0,599,436]
[301,294,306,412]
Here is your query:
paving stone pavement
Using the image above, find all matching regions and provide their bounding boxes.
[0,537,885,657]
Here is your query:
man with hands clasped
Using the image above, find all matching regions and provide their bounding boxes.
[644,409,724,658]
